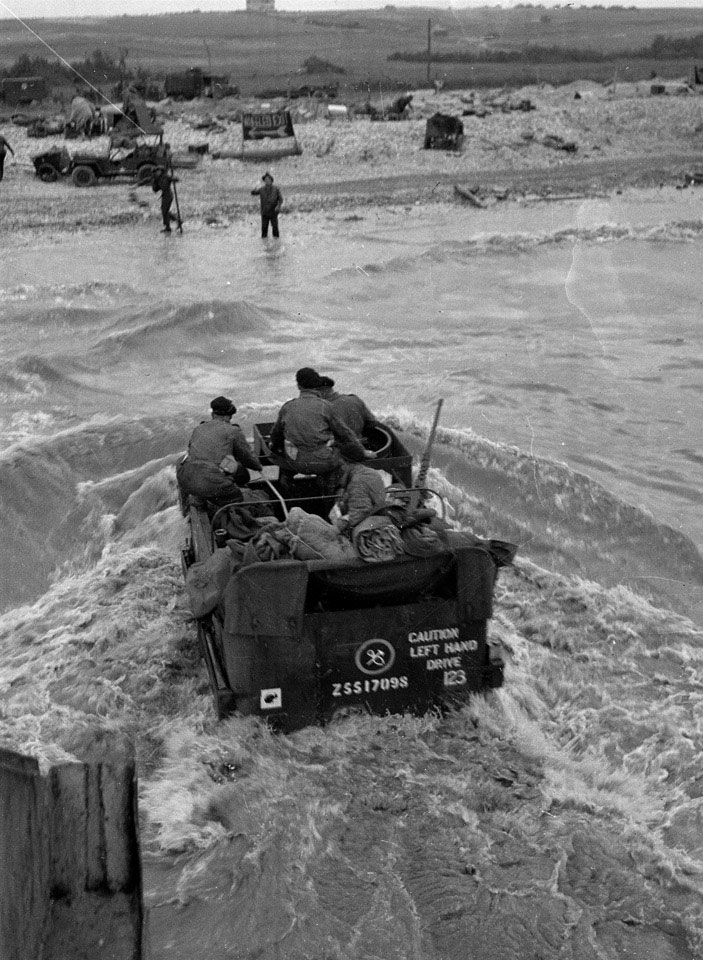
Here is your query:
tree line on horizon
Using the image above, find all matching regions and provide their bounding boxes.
[389,31,703,66]
[3,29,703,91]
[1,49,131,85]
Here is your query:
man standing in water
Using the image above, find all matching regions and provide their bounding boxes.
[0,133,15,181]
[251,172,283,239]
[152,157,180,234]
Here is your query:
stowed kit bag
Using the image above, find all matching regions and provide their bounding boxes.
[185,547,234,618]
[352,515,405,563]
[286,506,357,562]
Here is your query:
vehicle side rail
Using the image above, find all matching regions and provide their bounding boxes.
[198,616,237,719]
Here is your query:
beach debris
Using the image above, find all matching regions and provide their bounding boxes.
[240,108,301,160]
[26,116,65,138]
[454,184,512,206]
[424,112,464,151]
[389,93,414,117]
[210,149,240,160]
[257,80,340,100]
[543,133,577,152]
[651,81,692,96]
[453,184,488,207]
[526,132,578,153]
[188,116,225,132]
[520,191,606,204]
[682,169,703,186]
[363,92,415,122]
[491,97,535,113]
[326,104,350,121]
[164,66,233,100]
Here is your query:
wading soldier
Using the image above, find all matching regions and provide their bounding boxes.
[152,161,180,234]
[0,133,15,181]
[251,172,283,239]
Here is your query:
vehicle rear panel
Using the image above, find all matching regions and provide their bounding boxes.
[218,546,500,731]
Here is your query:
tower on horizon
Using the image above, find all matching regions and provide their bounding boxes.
[246,0,275,12]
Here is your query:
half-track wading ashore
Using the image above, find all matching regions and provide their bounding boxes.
[180,422,515,732]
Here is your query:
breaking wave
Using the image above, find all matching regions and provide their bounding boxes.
[0,300,281,419]
[0,279,136,305]
[0,414,191,611]
[95,299,276,351]
[461,217,703,253]
[325,218,703,282]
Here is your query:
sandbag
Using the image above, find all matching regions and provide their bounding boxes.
[185,547,234,618]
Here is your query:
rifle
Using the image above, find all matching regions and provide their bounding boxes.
[403,398,443,514]
[416,398,444,490]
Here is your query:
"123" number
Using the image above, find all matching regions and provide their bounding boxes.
[443,669,467,687]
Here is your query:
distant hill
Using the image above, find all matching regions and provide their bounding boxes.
[2,6,703,96]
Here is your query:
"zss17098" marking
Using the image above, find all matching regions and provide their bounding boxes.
[332,676,409,697]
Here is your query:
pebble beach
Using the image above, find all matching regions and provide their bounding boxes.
[2,77,703,235]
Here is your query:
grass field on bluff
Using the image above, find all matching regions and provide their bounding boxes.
[2,6,703,94]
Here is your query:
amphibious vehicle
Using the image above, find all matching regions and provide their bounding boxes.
[180,421,514,732]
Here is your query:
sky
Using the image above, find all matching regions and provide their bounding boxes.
[2,0,702,22]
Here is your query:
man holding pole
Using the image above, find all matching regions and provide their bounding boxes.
[0,133,15,181]
[152,146,182,234]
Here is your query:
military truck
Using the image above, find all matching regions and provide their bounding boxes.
[0,76,48,105]
[180,422,514,731]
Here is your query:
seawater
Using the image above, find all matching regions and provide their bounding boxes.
[2,190,702,606]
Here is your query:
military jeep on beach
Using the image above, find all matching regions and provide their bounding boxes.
[180,422,515,732]
[32,135,168,187]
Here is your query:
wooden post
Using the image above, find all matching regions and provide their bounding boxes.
[0,741,144,960]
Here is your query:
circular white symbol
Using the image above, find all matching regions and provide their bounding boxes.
[355,638,396,676]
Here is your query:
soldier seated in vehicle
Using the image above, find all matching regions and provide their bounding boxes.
[332,461,388,535]
[317,375,385,442]
[177,396,263,510]
[268,367,376,495]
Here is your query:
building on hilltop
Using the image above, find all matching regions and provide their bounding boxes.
[246,0,275,12]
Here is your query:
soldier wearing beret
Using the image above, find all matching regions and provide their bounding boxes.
[177,396,262,507]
